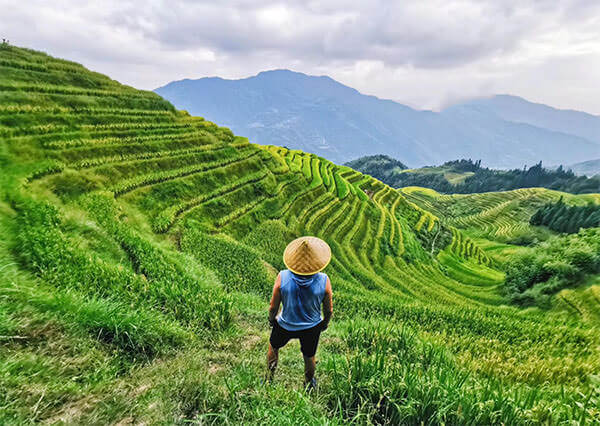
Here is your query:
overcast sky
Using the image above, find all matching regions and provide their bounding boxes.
[2,0,600,114]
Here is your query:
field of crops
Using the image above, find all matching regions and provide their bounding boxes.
[1,45,599,424]
[401,186,600,241]
[403,186,600,319]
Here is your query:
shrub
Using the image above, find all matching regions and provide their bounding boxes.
[504,228,600,305]
[503,227,550,246]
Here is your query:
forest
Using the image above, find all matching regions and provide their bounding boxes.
[346,156,600,194]
[530,197,600,233]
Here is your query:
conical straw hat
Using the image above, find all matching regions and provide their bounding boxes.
[283,236,331,275]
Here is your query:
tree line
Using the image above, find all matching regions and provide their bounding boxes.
[344,155,408,184]
[450,161,600,194]
[530,197,600,233]
[346,156,600,195]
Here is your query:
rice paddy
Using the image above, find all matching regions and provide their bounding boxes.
[0,45,599,424]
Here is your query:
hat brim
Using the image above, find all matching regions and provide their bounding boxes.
[283,256,331,276]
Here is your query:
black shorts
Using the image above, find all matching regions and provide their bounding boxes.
[269,321,323,357]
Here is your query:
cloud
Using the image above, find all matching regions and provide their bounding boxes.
[1,0,600,114]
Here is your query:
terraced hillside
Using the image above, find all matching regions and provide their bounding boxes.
[1,45,599,424]
[402,186,600,242]
[402,186,600,324]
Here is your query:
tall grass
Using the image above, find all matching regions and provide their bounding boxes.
[13,194,232,334]
[180,222,271,295]
[323,319,599,424]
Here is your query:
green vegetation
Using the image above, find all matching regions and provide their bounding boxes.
[403,185,600,315]
[348,156,600,194]
[401,186,599,245]
[344,154,408,184]
[0,45,599,424]
[504,229,600,306]
[531,196,600,233]
[325,319,596,424]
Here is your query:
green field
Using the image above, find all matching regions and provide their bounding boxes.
[1,45,599,424]
[401,186,600,242]
[402,186,600,323]
[399,167,474,185]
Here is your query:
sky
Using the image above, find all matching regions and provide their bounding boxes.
[2,0,600,114]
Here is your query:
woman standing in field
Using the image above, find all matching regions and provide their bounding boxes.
[266,236,333,391]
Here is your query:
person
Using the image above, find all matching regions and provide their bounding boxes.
[266,236,333,391]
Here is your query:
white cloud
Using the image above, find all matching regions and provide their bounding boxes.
[1,0,600,114]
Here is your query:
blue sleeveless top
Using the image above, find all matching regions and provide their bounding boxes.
[277,269,327,331]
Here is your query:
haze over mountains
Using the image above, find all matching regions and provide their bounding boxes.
[455,95,600,146]
[568,159,600,177]
[155,70,600,169]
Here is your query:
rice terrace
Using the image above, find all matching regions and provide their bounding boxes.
[1,43,600,424]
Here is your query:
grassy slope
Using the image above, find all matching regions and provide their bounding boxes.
[401,186,600,242]
[402,186,600,324]
[0,45,599,424]
[399,166,474,184]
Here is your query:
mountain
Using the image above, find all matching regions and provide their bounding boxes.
[450,95,600,145]
[568,159,600,177]
[155,70,599,168]
[2,45,600,424]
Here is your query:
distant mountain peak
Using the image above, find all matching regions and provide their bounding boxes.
[256,68,305,77]
[454,93,600,118]
[155,71,600,168]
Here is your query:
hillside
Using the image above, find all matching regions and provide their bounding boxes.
[401,186,600,245]
[402,186,600,318]
[155,70,599,168]
[1,45,600,424]
[347,156,600,194]
[344,155,408,185]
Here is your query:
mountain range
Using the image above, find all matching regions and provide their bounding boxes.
[568,159,600,177]
[155,70,600,169]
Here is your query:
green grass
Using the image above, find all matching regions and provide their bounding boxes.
[444,171,475,184]
[555,276,600,324]
[0,44,599,423]
[402,186,595,243]
[397,165,474,186]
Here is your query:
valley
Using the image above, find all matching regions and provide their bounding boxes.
[1,45,599,424]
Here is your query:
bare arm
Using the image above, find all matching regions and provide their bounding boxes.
[321,277,333,330]
[268,273,282,326]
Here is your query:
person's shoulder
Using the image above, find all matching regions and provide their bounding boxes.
[317,272,329,284]
[279,269,291,283]
[319,273,332,295]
